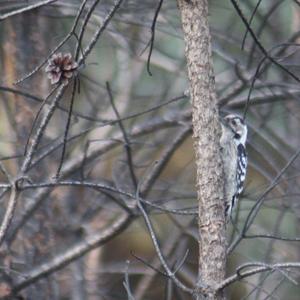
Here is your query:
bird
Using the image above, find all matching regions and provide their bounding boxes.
[220,114,248,220]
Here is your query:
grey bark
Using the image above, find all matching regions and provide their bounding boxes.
[177,1,227,299]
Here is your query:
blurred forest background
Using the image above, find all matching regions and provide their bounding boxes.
[0,0,300,299]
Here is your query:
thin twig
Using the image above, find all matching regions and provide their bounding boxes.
[0,182,18,246]
[244,233,300,242]
[230,0,300,118]
[216,262,300,291]
[78,0,124,65]
[106,82,138,189]
[146,0,164,76]
[135,185,195,294]
[74,0,101,60]
[21,84,67,173]
[14,0,88,84]
[228,147,300,254]
[24,85,59,155]
[0,85,105,123]
[55,81,77,178]
[123,260,136,300]
[0,0,57,21]
[241,0,262,50]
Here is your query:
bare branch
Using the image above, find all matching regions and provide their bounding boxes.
[216,262,300,291]
[0,0,57,21]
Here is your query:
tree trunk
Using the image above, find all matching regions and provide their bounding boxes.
[177,1,227,299]
[1,11,57,298]
[2,12,49,146]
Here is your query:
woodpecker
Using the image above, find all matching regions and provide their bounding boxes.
[220,114,248,220]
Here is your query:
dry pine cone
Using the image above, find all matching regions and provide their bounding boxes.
[45,53,78,85]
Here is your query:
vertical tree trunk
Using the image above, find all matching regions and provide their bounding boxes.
[2,11,52,182]
[3,12,49,145]
[1,11,56,298]
[177,1,226,299]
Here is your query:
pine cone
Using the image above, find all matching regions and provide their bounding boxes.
[45,53,78,85]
